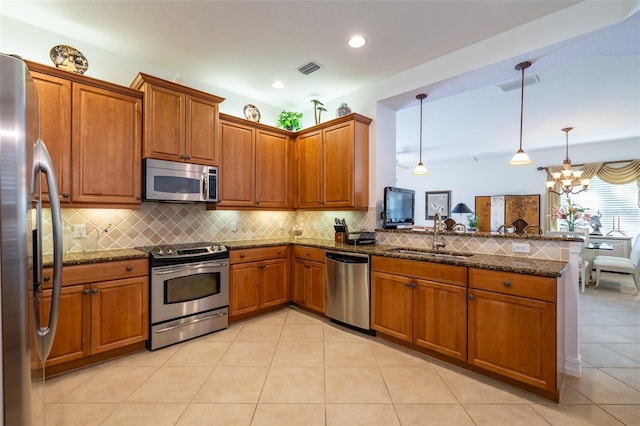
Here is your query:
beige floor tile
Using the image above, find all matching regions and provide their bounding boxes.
[101,402,187,425]
[600,404,640,426]
[565,368,640,404]
[252,403,325,426]
[285,308,322,324]
[165,340,231,366]
[176,403,255,426]
[108,346,179,367]
[218,342,276,366]
[607,325,640,343]
[601,367,640,391]
[581,325,636,344]
[580,343,640,367]
[271,342,324,366]
[260,366,325,403]
[370,341,429,367]
[607,343,640,361]
[381,366,458,403]
[193,366,268,403]
[323,323,368,342]
[44,366,106,403]
[234,324,283,342]
[61,366,157,403]
[44,403,117,426]
[325,366,391,403]
[464,403,549,425]
[324,341,377,366]
[395,403,474,426]
[247,309,288,325]
[127,366,213,403]
[279,323,324,342]
[201,325,242,341]
[531,401,625,425]
[325,403,399,426]
[434,364,525,404]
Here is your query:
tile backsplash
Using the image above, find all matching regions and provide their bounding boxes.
[41,204,377,254]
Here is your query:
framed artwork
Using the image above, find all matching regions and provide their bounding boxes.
[425,191,451,220]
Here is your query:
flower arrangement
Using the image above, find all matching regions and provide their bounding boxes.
[553,198,590,231]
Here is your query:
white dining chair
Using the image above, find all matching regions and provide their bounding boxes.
[593,235,640,291]
[576,227,590,293]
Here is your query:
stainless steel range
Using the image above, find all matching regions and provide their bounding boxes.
[139,242,229,350]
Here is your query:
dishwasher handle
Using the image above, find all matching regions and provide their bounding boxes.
[326,251,369,264]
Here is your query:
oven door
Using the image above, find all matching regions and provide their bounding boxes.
[151,260,229,324]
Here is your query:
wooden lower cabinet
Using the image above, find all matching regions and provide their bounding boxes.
[39,259,148,368]
[229,246,289,318]
[371,256,467,361]
[292,246,326,314]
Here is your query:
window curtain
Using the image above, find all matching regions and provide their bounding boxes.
[544,159,640,231]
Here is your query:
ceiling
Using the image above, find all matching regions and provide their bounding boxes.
[2,1,639,163]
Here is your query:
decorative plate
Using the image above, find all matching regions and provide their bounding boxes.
[49,45,89,74]
[243,104,261,122]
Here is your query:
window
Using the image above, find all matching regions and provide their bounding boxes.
[562,175,639,244]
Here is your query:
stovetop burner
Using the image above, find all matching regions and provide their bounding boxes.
[137,242,228,264]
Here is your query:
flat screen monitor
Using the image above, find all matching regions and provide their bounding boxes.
[382,187,415,229]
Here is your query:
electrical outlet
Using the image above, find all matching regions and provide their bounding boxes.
[278,221,284,230]
[231,221,237,232]
[512,242,531,253]
[72,224,85,239]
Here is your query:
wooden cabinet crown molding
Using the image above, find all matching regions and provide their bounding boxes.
[130,72,224,104]
[25,60,142,99]
[294,112,372,136]
[219,112,292,137]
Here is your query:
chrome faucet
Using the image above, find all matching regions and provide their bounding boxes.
[433,212,446,251]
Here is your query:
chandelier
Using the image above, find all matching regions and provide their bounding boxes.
[545,127,590,195]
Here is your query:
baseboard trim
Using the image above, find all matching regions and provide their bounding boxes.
[564,355,582,377]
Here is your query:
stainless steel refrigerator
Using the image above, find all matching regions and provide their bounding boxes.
[0,53,63,425]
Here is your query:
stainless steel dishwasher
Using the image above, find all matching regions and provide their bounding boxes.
[325,250,374,334]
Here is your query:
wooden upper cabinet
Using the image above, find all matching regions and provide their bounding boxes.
[131,73,223,166]
[295,113,371,209]
[217,114,290,209]
[27,61,143,208]
[72,83,142,205]
[31,72,72,203]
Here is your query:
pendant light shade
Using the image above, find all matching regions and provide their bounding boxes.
[509,61,532,166]
[412,93,429,176]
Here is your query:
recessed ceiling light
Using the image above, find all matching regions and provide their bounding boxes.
[272,80,285,89]
[348,35,366,48]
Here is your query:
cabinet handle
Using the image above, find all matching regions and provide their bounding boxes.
[126,265,133,272]
[240,254,246,258]
[258,264,266,269]
[304,263,311,268]
[83,289,90,295]
[186,155,192,160]
[503,281,512,288]
[256,201,260,205]
[277,250,282,254]
[91,288,99,294]
[62,192,70,198]
[405,282,413,288]
[305,252,310,256]
[468,294,474,300]
[43,275,50,282]
[136,195,141,200]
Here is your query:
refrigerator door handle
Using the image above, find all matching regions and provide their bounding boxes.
[32,138,63,361]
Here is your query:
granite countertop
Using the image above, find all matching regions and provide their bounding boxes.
[44,238,567,278]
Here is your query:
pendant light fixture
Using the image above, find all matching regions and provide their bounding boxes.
[509,61,533,165]
[545,127,590,195]
[412,93,429,175]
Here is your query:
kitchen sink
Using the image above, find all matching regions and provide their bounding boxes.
[385,248,472,260]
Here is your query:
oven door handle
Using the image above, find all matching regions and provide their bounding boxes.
[154,262,228,275]
[154,312,228,333]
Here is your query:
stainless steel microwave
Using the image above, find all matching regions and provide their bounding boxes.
[143,158,218,203]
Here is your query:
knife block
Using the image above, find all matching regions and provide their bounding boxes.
[335,232,346,243]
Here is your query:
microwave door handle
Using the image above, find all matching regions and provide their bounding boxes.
[202,175,207,201]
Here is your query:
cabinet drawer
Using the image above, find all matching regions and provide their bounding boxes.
[43,258,148,288]
[468,268,556,302]
[230,246,289,263]
[293,246,325,263]
[372,256,467,287]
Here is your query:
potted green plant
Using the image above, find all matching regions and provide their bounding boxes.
[467,213,479,231]
[277,111,303,131]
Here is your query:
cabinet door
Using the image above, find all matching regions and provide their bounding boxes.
[413,280,467,361]
[219,120,255,206]
[260,258,289,308]
[468,289,556,391]
[296,130,323,207]
[143,84,185,161]
[186,95,219,165]
[255,130,289,208]
[230,262,261,317]
[40,285,91,366]
[371,271,413,342]
[31,72,72,203]
[306,261,325,313]
[72,83,142,205]
[90,276,149,354]
[292,259,308,305]
[323,121,354,207]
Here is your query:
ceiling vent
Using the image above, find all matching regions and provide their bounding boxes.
[498,75,540,92]
[297,61,322,75]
